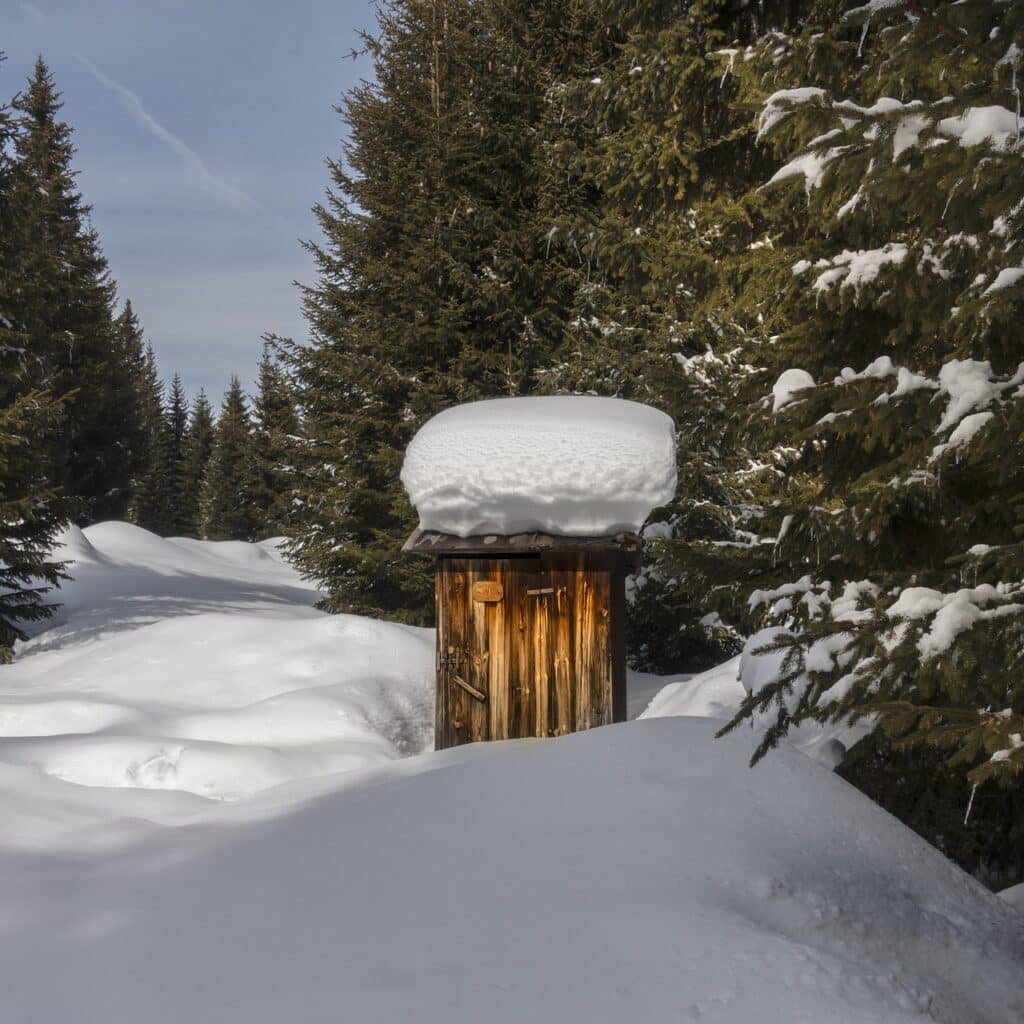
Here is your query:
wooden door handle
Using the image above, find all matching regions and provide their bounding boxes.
[452,674,487,703]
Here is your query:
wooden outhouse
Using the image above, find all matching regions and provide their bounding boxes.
[404,528,640,750]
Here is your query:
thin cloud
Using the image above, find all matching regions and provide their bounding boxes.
[74,54,261,213]
[18,1,46,23]
[19,0,260,213]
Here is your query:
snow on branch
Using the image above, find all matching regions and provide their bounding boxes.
[793,244,909,295]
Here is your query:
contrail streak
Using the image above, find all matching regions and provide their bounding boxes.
[20,0,260,213]
[74,54,261,213]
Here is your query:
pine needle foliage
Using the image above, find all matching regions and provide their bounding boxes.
[9,58,130,523]
[202,378,259,542]
[675,0,1024,789]
[285,0,612,622]
[251,345,300,540]
[179,390,215,538]
[0,59,68,659]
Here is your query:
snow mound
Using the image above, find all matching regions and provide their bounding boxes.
[1,523,434,824]
[2,719,1021,1024]
[400,396,677,537]
[1001,883,1024,911]
[2,523,1022,1021]
[52,523,102,565]
[638,657,746,719]
[641,650,866,768]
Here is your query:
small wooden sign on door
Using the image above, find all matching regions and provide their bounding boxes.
[471,580,503,603]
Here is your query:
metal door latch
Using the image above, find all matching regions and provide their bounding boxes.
[439,647,462,670]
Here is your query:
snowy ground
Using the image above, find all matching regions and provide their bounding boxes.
[1,524,1022,1022]
[1,523,433,844]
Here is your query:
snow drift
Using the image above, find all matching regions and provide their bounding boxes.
[1,719,1021,1024]
[1,523,1021,1023]
[401,396,677,537]
[0,523,434,830]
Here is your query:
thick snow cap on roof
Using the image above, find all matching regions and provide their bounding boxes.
[401,396,677,538]
[401,397,679,540]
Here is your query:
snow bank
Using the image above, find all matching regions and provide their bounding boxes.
[401,397,677,537]
[1,523,434,827]
[2,524,1022,1022]
[639,651,866,768]
[1002,883,1024,911]
[638,657,746,719]
[1,719,1021,1024]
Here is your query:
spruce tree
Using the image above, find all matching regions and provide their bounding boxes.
[539,0,809,671]
[165,373,189,533]
[129,345,175,535]
[202,377,258,541]
[180,389,215,537]
[699,0,1024,786]
[109,300,151,517]
[577,0,1024,878]
[10,58,127,522]
[0,53,68,660]
[286,0,611,623]
[251,345,299,538]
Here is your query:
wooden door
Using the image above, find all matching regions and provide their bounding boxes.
[435,554,619,749]
[435,557,542,748]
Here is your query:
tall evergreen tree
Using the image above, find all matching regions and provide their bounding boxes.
[598,0,1024,878]
[285,0,612,623]
[129,345,176,535]
[251,344,299,538]
[0,53,68,660]
[165,373,189,533]
[202,377,259,541]
[539,0,808,671]
[10,58,127,522]
[180,389,215,537]
[109,299,151,517]
[700,0,1024,780]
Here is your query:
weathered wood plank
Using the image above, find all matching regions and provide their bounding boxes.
[487,565,509,741]
[509,561,536,739]
[446,568,471,747]
[551,563,573,737]
[434,562,449,748]
[591,567,612,727]
[433,551,623,749]
[573,564,596,730]
[467,564,489,742]
[531,585,551,737]
[610,564,627,723]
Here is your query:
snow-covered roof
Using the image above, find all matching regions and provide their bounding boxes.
[400,396,677,538]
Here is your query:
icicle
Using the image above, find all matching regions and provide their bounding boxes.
[941,180,961,222]
[858,20,870,59]
[963,783,978,825]
[1013,64,1021,152]
[719,50,736,89]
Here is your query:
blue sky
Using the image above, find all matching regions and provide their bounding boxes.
[4,0,376,400]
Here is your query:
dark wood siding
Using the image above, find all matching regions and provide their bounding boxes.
[434,553,625,750]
